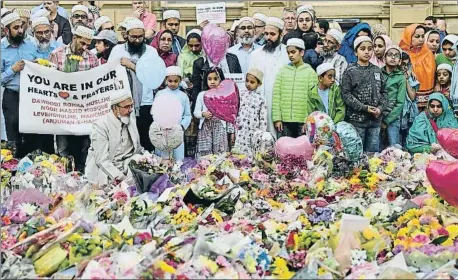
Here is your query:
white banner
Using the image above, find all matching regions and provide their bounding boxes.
[196,2,226,25]
[19,61,129,135]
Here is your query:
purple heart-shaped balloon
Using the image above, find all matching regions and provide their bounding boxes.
[202,24,230,66]
[203,80,239,125]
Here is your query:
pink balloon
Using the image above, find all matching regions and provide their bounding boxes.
[202,24,230,66]
[275,136,314,161]
[203,80,239,125]
[151,95,182,128]
[437,128,458,158]
[426,160,458,207]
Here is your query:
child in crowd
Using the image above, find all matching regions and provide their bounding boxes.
[341,36,387,152]
[273,38,318,138]
[154,66,192,161]
[435,63,452,100]
[232,68,267,156]
[307,63,345,124]
[302,32,323,71]
[194,68,234,157]
[381,45,406,147]
[400,51,420,147]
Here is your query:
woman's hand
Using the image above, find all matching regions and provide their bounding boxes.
[274,121,283,132]
[199,20,210,29]
[202,111,213,119]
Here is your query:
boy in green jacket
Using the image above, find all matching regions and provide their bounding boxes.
[381,45,406,147]
[307,63,345,124]
[272,38,318,138]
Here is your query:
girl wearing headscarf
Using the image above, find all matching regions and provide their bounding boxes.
[425,30,441,54]
[435,63,452,100]
[282,6,315,44]
[435,34,458,66]
[150,30,178,67]
[338,22,371,64]
[399,24,436,110]
[406,93,458,153]
[370,34,393,67]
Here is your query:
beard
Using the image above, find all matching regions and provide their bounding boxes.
[263,37,281,53]
[319,48,337,58]
[38,40,51,52]
[9,33,24,44]
[71,21,89,33]
[127,41,146,56]
[238,36,254,45]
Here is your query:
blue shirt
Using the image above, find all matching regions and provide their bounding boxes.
[228,42,260,74]
[318,88,330,114]
[35,40,63,59]
[31,5,68,19]
[1,38,39,92]
[154,87,192,130]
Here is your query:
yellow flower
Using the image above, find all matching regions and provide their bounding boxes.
[198,256,218,274]
[384,161,396,174]
[426,184,436,195]
[126,238,133,245]
[407,218,420,229]
[212,210,223,223]
[102,240,113,249]
[316,180,325,192]
[64,194,75,203]
[318,267,327,276]
[158,261,176,274]
[349,176,361,185]
[362,227,379,240]
[369,157,383,172]
[397,227,409,238]
[272,257,294,279]
[240,171,250,182]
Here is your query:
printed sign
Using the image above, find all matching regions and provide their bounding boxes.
[196,2,226,25]
[225,73,247,92]
[19,61,129,135]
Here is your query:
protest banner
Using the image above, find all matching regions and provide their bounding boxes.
[196,2,226,25]
[225,73,247,93]
[19,61,130,135]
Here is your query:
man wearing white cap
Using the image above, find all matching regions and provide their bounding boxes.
[85,89,144,185]
[162,10,185,55]
[228,17,260,74]
[252,12,267,45]
[69,5,89,32]
[132,1,156,40]
[109,18,160,152]
[32,17,62,59]
[49,26,99,171]
[320,28,347,85]
[43,1,71,44]
[249,17,289,138]
[1,12,39,157]
[94,16,114,34]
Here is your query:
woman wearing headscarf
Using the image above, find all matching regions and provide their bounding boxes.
[406,93,458,153]
[399,24,436,110]
[435,34,458,67]
[425,30,441,54]
[451,40,458,117]
[338,22,372,64]
[150,29,178,67]
[178,29,204,80]
[282,6,315,44]
[370,34,392,67]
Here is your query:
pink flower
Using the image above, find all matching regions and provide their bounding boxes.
[413,234,430,244]
[223,223,231,232]
[437,227,449,236]
[112,191,128,201]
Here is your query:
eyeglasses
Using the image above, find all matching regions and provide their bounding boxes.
[117,104,134,109]
[103,26,115,31]
[128,34,144,41]
[188,44,201,48]
[35,30,51,36]
[429,104,442,109]
[72,14,88,20]
[239,26,254,31]
[386,53,400,59]
[255,25,265,28]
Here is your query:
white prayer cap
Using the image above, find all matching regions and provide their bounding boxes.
[247,68,264,82]
[287,38,305,50]
[186,28,201,38]
[230,20,239,32]
[353,36,372,49]
[74,25,94,40]
[437,63,452,73]
[316,63,335,76]
[327,29,344,44]
[118,16,136,30]
[125,18,144,31]
[14,9,31,19]
[166,66,182,77]
[252,13,268,23]
[94,16,111,31]
[163,10,180,20]
[1,8,9,17]
[266,17,284,30]
[32,17,50,29]
[71,4,89,15]
[1,12,21,27]
[31,8,50,20]
[296,6,314,19]
[238,17,255,26]
[110,89,132,105]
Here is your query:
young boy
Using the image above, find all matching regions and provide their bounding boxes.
[341,36,387,152]
[381,45,406,147]
[272,38,318,138]
[307,63,345,124]
[153,66,192,161]
[400,51,420,147]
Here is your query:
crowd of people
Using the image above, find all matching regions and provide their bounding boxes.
[1,1,458,183]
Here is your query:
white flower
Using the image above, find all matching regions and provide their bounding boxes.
[18,203,38,216]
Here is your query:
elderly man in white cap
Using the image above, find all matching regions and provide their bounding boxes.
[43,1,72,44]
[94,16,114,34]
[249,17,289,138]
[49,26,99,171]
[1,12,39,157]
[109,18,160,152]
[162,10,185,55]
[69,4,89,32]
[320,28,347,85]
[86,89,144,185]
[32,17,62,59]
[252,12,267,45]
[228,17,260,74]
[132,0,156,40]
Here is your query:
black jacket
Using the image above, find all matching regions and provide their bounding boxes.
[282,29,310,44]
[191,53,242,104]
[51,14,72,45]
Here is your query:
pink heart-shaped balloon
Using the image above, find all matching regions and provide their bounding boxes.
[275,136,314,161]
[203,80,239,125]
[437,128,458,159]
[202,24,230,66]
[426,160,458,207]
